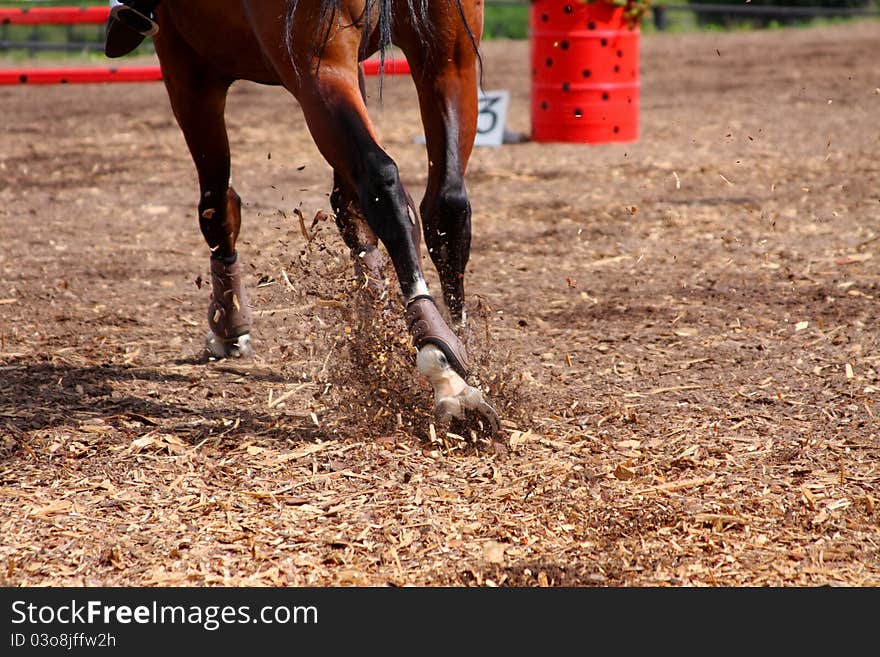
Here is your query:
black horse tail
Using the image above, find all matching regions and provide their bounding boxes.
[284,0,481,92]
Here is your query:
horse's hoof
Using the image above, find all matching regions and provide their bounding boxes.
[204,331,254,360]
[435,385,501,436]
[417,344,500,436]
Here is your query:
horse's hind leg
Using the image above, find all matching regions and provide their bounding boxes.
[331,171,387,293]
[330,66,405,295]
[153,25,253,359]
[291,65,427,307]
[399,8,482,326]
[286,35,498,433]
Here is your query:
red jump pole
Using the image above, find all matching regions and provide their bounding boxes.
[0,60,409,85]
[0,6,110,25]
[0,65,163,85]
[360,58,410,76]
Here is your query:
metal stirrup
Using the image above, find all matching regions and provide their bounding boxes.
[110,5,159,37]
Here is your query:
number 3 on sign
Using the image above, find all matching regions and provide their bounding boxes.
[475,89,510,147]
[413,88,510,148]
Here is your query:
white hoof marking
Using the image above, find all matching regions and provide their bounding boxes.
[205,332,254,359]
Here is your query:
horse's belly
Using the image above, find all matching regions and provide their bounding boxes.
[163,2,284,86]
[201,46,282,86]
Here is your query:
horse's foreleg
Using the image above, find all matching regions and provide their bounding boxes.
[154,28,253,359]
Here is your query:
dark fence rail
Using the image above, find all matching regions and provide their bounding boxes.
[652,2,880,30]
[660,2,879,16]
[478,0,879,11]
[0,38,100,50]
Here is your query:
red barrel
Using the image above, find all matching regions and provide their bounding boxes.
[530,0,640,143]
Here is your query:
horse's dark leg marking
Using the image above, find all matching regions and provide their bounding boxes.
[400,7,482,326]
[278,19,419,294]
[309,105,424,301]
[153,16,252,357]
[329,66,396,290]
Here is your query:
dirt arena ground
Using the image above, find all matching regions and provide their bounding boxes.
[1,20,878,587]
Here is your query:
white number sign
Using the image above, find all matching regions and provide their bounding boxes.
[474,89,510,147]
[414,88,511,148]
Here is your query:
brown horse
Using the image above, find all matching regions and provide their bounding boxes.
[148,0,499,433]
